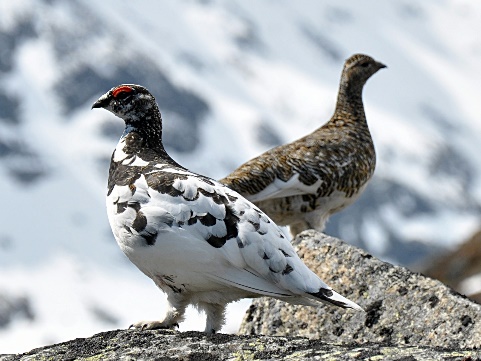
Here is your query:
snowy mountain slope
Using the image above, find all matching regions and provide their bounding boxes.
[1,0,481,353]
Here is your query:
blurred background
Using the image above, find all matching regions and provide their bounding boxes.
[1,0,480,354]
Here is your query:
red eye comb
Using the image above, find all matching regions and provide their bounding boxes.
[112,85,133,98]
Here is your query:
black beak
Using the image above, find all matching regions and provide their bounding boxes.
[377,61,387,69]
[91,96,109,109]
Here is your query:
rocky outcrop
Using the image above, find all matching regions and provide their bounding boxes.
[2,231,481,360]
[1,329,480,361]
[240,231,481,349]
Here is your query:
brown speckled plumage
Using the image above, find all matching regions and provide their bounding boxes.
[220,54,385,237]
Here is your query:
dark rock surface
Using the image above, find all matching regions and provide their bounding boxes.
[1,329,480,361]
[239,231,481,349]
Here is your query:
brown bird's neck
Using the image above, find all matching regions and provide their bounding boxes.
[333,77,367,124]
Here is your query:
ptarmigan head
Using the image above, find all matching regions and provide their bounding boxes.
[92,84,168,158]
[341,54,386,86]
[92,84,159,127]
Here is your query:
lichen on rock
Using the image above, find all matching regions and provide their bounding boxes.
[1,329,480,361]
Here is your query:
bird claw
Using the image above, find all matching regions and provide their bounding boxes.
[128,320,178,331]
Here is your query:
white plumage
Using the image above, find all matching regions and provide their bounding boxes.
[92,84,363,334]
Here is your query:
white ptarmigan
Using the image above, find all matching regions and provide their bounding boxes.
[220,54,385,237]
[92,84,363,334]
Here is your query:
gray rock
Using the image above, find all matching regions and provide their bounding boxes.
[1,231,481,360]
[239,230,481,349]
[1,329,480,361]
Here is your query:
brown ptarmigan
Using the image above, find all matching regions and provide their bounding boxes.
[220,54,385,237]
[92,84,362,334]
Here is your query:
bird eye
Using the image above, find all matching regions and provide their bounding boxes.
[360,62,370,68]
[112,86,134,100]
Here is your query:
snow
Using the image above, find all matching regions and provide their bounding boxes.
[1,0,481,354]
[460,273,481,297]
